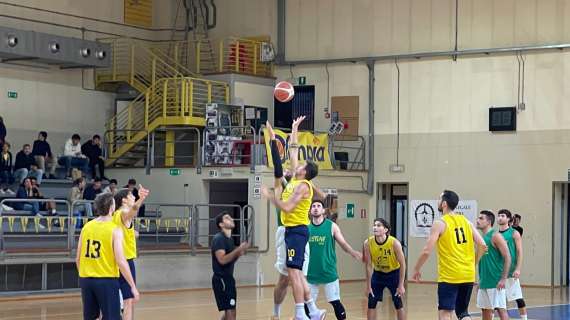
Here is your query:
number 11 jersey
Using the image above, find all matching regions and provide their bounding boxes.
[437,214,475,283]
[79,220,119,278]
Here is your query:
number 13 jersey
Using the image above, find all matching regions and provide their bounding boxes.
[79,220,119,278]
[437,214,475,283]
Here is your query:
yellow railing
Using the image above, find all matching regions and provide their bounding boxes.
[105,76,229,163]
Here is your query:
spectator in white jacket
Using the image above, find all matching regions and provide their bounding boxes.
[58,134,89,179]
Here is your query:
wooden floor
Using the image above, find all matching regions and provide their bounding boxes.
[0,282,569,319]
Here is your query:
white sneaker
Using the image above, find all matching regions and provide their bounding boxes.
[310,309,326,320]
[5,189,15,195]
[0,189,5,195]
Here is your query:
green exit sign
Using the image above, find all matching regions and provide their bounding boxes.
[7,91,17,99]
[169,168,182,176]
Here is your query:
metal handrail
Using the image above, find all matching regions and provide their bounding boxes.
[192,203,254,251]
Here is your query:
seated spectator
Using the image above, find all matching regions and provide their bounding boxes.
[68,177,91,221]
[83,177,103,201]
[58,134,88,179]
[14,177,39,216]
[103,178,118,195]
[14,144,43,184]
[29,177,57,217]
[0,142,14,195]
[32,131,57,179]
[81,135,107,180]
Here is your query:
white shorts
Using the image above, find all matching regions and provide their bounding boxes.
[477,288,507,310]
[309,279,341,302]
[274,226,309,276]
[505,278,524,301]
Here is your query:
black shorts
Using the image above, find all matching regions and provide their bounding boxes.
[119,259,136,299]
[368,269,403,310]
[80,277,121,320]
[212,275,237,311]
[438,282,473,319]
[284,225,309,270]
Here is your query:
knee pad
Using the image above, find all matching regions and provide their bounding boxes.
[516,298,526,309]
[329,300,346,320]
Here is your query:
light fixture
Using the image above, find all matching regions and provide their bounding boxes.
[6,35,18,47]
[80,48,91,57]
[49,42,60,53]
[95,50,106,60]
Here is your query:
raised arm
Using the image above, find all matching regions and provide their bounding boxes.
[121,185,149,224]
[332,222,362,260]
[492,232,511,289]
[289,116,305,173]
[412,220,445,282]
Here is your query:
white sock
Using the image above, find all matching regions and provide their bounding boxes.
[273,303,281,317]
[520,315,528,320]
[295,303,306,319]
[305,299,318,315]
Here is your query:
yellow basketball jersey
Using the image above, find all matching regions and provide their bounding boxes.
[368,235,401,273]
[112,209,137,259]
[79,219,119,278]
[437,214,475,283]
[280,178,313,227]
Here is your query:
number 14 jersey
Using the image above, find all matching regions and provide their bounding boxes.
[79,220,119,278]
[437,214,475,283]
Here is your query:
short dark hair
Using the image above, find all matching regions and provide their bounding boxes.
[94,193,115,217]
[304,161,319,181]
[441,190,459,211]
[480,210,495,226]
[311,199,324,207]
[109,179,118,185]
[3,141,10,148]
[93,134,101,140]
[72,134,81,140]
[114,188,132,208]
[497,209,512,221]
[514,213,522,220]
[73,177,85,186]
[23,143,31,148]
[374,217,390,231]
[29,176,37,182]
[39,131,47,139]
[127,178,137,186]
[93,177,102,183]
[215,211,231,230]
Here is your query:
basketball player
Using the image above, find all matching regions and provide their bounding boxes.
[112,185,149,320]
[411,190,487,320]
[76,192,139,320]
[211,212,250,320]
[475,210,511,320]
[306,199,362,320]
[265,121,327,320]
[364,218,406,320]
[497,209,527,320]
[262,116,326,320]
[512,213,524,236]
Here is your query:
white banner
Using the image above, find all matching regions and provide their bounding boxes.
[409,200,478,238]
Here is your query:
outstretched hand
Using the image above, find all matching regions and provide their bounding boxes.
[292,116,306,131]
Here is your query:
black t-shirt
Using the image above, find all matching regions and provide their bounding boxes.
[211,232,236,278]
[513,225,523,236]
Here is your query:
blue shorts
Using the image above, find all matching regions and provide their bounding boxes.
[368,269,403,310]
[80,277,121,320]
[437,282,473,319]
[284,225,309,270]
[119,259,136,299]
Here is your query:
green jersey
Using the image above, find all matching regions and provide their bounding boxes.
[307,219,338,284]
[479,229,505,289]
[499,227,517,276]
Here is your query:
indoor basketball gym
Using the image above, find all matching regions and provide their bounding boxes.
[0,1,570,320]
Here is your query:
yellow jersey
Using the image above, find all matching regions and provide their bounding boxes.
[368,235,400,273]
[112,209,137,259]
[78,219,119,278]
[437,214,476,283]
[280,178,313,227]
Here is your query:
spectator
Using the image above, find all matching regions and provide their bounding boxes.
[512,213,524,236]
[14,177,39,216]
[58,134,88,179]
[68,177,91,220]
[103,178,118,195]
[32,131,57,179]
[81,134,107,180]
[83,177,103,201]
[30,177,57,217]
[125,178,146,226]
[14,144,44,184]
[0,116,5,149]
[0,142,14,195]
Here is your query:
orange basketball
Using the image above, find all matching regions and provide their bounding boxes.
[274,81,295,103]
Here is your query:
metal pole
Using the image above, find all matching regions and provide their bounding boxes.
[366,61,375,195]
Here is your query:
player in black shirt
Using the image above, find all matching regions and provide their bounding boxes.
[211,212,249,320]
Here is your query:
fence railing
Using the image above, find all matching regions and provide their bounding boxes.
[0,200,255,258]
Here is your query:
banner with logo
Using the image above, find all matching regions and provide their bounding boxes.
[264,129,333,170]
[409,200,478,238]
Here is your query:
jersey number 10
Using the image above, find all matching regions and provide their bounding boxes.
[454,227,467,245]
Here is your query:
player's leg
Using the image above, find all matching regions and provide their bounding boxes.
[97,278,121,320]
[367,273,384,320]
[437,282,459,320]
[454,283,474,320]
[273,226,289,319]
[324,279,346,320]
[79,278,101,320]
[385,271,405,320]
[119,259,136,320]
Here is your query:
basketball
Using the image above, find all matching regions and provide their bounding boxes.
[274,81,295,103]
